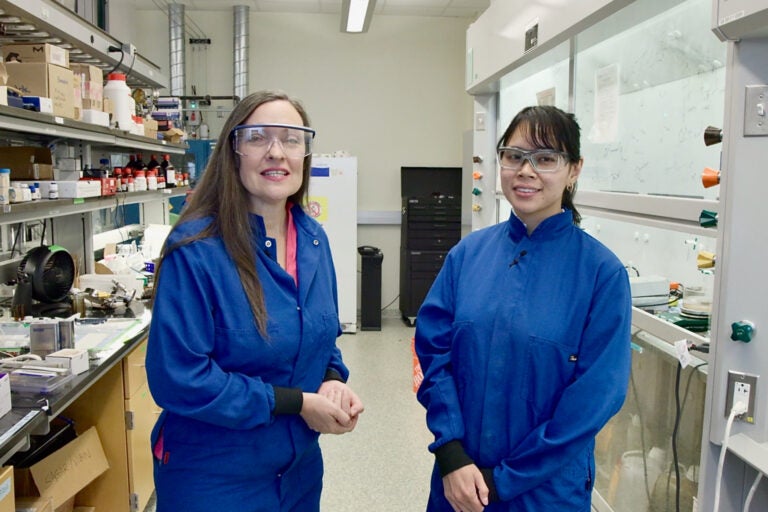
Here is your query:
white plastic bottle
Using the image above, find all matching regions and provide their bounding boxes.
[103,73,134,132]
[0,168,10,206]
[147,169,158,191]
[134,170,147,191]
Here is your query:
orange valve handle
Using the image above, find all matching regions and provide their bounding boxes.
[701,167,720,188]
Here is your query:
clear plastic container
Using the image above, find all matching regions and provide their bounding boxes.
[10,368,75,395]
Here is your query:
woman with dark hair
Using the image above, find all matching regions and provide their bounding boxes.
[415,105,631,511]
[147,90,363,511]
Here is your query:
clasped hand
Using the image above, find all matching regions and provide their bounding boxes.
[300,380,364,434]
[443,464,489,512]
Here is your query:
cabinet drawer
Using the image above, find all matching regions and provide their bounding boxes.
[123,338,149,399]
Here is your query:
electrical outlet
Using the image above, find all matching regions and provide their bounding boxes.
[121,43,137,57]
[475,112,486,131]
[725,370,758,423]
[733,382,751,411]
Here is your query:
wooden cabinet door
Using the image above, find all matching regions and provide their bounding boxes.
[125,381,161,512]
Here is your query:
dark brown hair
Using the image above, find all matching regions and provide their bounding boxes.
[497,106,582,225]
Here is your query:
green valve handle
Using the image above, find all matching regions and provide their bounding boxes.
[699,209,718,228]
[731,320,755,342]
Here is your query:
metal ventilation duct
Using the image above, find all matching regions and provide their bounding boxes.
[234,5,249,102]
[169,3,185,96]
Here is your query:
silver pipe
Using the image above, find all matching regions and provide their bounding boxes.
[169,3,185,96]
[233,5,249,101]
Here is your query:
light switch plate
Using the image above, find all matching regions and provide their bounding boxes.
[744,85,768,136]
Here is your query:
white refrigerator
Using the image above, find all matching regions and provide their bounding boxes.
[308,156,358,333]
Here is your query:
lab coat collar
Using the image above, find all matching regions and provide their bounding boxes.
[506,209,574,243]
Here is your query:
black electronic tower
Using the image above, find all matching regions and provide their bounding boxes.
[399,167,462,326]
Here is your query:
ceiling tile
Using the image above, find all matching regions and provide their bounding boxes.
[382,0,447,6]
[256,0,322,12]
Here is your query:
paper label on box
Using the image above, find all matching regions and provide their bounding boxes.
[0,476,10,501]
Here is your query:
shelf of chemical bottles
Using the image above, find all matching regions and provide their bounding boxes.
[0,105,187,154]
[0,185,190,225]
[0,0,168,90]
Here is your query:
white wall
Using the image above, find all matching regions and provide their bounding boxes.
[113,9,474,314]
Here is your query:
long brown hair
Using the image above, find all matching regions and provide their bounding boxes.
[154,90,313,334]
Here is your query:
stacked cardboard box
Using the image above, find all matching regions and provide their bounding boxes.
[70,64,103,121]
[3,43,74,119]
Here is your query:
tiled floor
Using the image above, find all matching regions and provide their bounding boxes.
[320,313,433,511]
[144,312,434,511]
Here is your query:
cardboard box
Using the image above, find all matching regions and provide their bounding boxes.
[0,466,13,512]
[15,180,101,199]
[14,427,109,511]
[5,63,74,119]
[0,373,11,419]
[2,44,69,68]
[80,110,108,128]
[68,64,100,83]
[52,169,81,182]
[72,75,82,121]
[162,127,185,144]
[0,147,54,180]
[144,118,158,140]
[70,64,102,112]
[14,496,53,512]
[21,97,53,114]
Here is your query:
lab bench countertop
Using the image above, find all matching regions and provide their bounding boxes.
[0,306,152,465]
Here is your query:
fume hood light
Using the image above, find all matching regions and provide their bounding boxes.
[341,0,376,33]
[473,171,484,180]
[472,155,484,163]
[472,203,482,212]
[704,125,723,146]
[471,187,482,196]
[701,167,720,188]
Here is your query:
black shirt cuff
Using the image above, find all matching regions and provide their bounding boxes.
[273,386,303,415]
[434,440,474,477]
[480,468,500,503]
[323,368,345,383]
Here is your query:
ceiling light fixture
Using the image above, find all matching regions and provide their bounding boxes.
[341,0,376,33]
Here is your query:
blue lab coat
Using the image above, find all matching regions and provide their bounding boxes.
[147,205,347,512]
[415,210,631,511]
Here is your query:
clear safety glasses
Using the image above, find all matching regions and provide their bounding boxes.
[231,124,315,159]
[497,147,570,174]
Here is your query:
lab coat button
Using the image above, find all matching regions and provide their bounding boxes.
[265,240,273,248]
[313,239,319,246]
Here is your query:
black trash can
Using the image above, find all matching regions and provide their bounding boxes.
[358,246,383,331]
